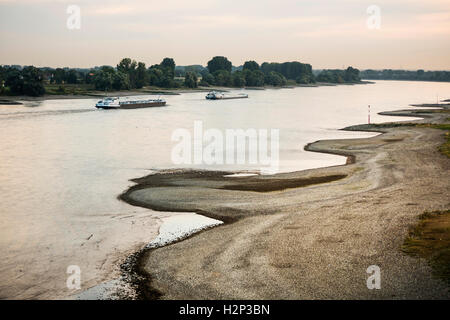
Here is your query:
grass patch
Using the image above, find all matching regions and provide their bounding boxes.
[402,209,450,286]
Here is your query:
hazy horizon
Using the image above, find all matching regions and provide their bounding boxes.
[1,0,449,70]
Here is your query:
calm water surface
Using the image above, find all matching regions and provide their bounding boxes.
[0,80,449,298]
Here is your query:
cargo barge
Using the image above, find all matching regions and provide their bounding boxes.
[95,97,166,109]
[205,91,248,100]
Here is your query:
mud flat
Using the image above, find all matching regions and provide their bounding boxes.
[121,103,450,299]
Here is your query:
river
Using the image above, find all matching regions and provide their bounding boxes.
[0,80,448,299]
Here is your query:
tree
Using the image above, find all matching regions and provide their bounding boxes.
[112,72,130,90]
[146,58,176,88]
[261,61,314,83]
[207,56,232,74]
[147,66,163,86]
[135,62,147,89]
[344,66,360,82]
[243,69,265,87]
[53,68,66,84]
[148,64,174,88]
[21,66,45,96]
[232,71,246,87]
[66,69,78,84]
[264,71,286,86]
[316,67,359,83]
[161,58,175,75]
[416,69,424,79]
[117,58,137,87]
[184,72,198,88]
[5,68,24,94]
[93,66,115,91]
[160,58,176,82]
[158,73,174,87]
[117,58,136,74]
[0,66,6,94]
[213,70,233,86]
[243,61,259,71]
[199,72,214,86]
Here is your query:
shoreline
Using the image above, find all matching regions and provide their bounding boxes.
[0,81,373,104]
[119,101,450,299]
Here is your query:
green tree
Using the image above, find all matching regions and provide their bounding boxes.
[344,66,360,82]
[161,58,175,75]
[93,66,115,91]
[148,64,174,88]
[135,62,147,89]
[117,58,137,88]
[0,66,6,93]
[53,68,66,84]
[232,71,246,87]
[213,70,233,86]
[112,72,130,90]
[243,61,260,71]
[147,66,163,86]
[66,69,78,84]
[243,69,265,87]
[207,56,232,74]
[416,69,424,79]
[5,68,24,94]
[21,66,45,96]
[199,71,214,86]
[146,58,176,88]
[261,61,314,83]
[117,58,136,74]
[264,71,286,86]
[184,72,198,88]
[317,68,358,83]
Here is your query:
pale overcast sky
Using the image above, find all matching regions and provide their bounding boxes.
[0,0,449,69]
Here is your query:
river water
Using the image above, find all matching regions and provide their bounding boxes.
[0,80,449,299]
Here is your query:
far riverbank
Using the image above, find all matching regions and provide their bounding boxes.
[0,81,373,104]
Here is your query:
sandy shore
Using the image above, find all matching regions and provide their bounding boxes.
[121,102,450,299]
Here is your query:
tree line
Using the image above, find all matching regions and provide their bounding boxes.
[1,56,364,96]
[315,67,361,83]
[360,69,450,82]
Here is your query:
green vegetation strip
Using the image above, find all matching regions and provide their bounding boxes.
[402,210,450,286]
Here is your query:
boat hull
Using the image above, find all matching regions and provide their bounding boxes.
[96,101,166,109]
[119,101,166,109]
[206,95,248,100]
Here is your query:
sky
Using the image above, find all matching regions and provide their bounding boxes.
[0,0,449,70]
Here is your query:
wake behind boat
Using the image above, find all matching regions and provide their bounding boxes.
[205,91,248,100]
[95,97,166,109]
